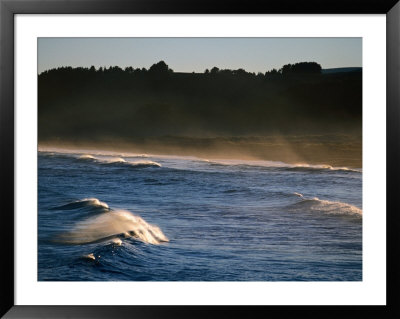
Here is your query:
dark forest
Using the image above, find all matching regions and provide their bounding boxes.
[38,61,361,140]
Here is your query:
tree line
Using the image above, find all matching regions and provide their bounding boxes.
[40,61,322,78]
[38,61,361,142]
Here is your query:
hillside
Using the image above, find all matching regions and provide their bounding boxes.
[38,62,362,143]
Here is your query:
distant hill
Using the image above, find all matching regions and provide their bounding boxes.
[38,61,362,143]
[321,67,362,74]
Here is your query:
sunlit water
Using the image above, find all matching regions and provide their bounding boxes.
[38,148,362,281]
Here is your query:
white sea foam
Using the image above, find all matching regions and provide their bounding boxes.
[312,198,362,215]
[83,253,96,260]
[292,163,361,172]
[206,159,361,172]
[104,157,126,163]
[78,154,96,160]
[53,197,110,211]
[79,156,126,164]
[127,160,162,167]
[60,207,169,245]
[79,198,109,209]
[39,147,360,172]
[293,163,333,169]
[292,192,362,216]
[111,238,122,246]
[71,152,162,167]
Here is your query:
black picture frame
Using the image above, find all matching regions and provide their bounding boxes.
[1,0,399,318]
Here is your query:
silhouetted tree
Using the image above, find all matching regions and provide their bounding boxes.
[149,61,173,74]
[210,67,220,74]
[233,68,248,77]
[280,62,322,75]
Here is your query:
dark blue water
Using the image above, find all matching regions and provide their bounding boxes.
[38,148,362,281]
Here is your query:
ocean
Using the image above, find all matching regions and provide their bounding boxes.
[38,148,362,281]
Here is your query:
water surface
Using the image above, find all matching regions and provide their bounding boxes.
[38,148,362,281]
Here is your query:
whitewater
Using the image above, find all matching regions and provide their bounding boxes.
[38,148,362,281]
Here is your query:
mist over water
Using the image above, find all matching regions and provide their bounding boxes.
[39,133,362,168]
[38,147,362,281]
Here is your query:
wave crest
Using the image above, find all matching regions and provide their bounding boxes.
[291,193,362,216]
[76,154,161,168]
[127,160,162,168]
[53,198,109,210]
[78,154,96,160]
[58,207,168,245]
[206,159,360,173]
[105,157,126,163]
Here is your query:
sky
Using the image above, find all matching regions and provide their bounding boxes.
[38,37,362,74]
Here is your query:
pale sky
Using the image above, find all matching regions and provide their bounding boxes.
[38,37,362,74]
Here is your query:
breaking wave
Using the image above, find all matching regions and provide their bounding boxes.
[56,199,168,245]
[53,198,109,210]
[291,192,362,217]
[104,157,126,164]
[82,253,96,260]
[127,160,162,168]
[78,154,96,160]
[40,149,358,172]
[76,154,161,168]
[287,164,361,173]
[206,159,361,173]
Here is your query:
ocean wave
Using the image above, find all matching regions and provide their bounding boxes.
[53,198,109,210]
[287,164,361,173]
[76,154,161,168]
[100,158,162,168]
[76,155,125,164]
[39,148,359,172]
[206,159,361,173]
[291,192,362,217]
[78,154,96,160]
[127,160,162,168]
[57,202,169,245]
[82,253,96,260]
[111,238,122,246]
[104,157,126,163]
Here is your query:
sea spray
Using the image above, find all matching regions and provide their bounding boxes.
[52,198,109,210]
[76,154,161,167]
[292,192,362,216]
[58,208,168,245]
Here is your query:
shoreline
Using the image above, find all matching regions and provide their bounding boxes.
[38,134,362,169]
